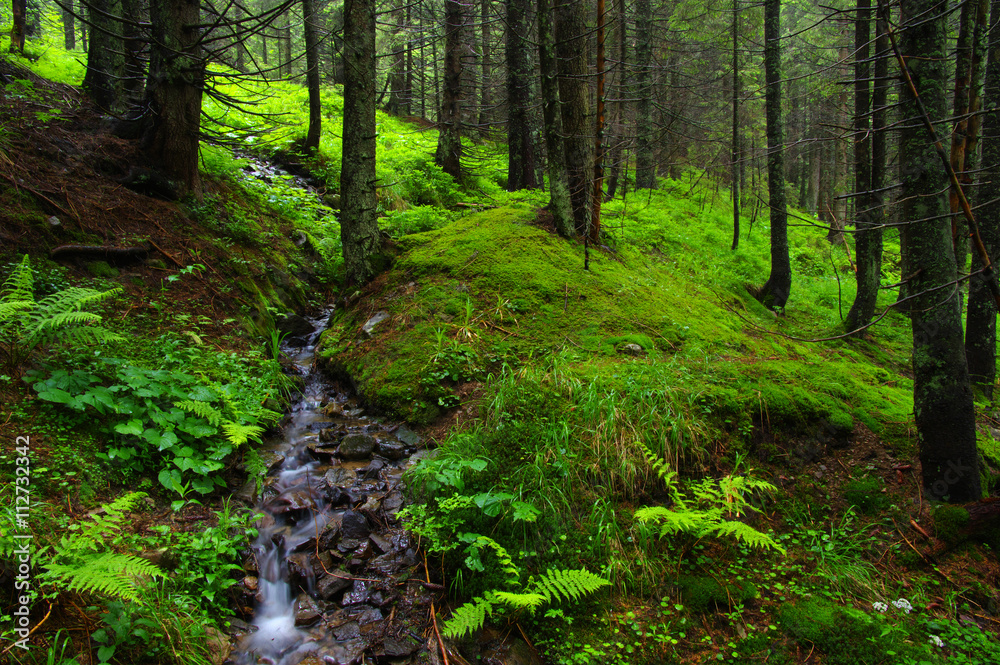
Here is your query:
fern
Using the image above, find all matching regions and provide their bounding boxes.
[221,421,264,447]
[0,255,123,373]
[635,444,785,554]
[174,399,224,426]
[442,568,609,639]
[39,492,163,601]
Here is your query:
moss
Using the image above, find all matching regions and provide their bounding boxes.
[933,504,970,542]
[842,476,888,514]
[678,575,757,612]
[86,260,119,278]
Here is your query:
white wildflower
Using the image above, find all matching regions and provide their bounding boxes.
[892,598,913,614]
[872,602,888,613]
[929,635,944,648]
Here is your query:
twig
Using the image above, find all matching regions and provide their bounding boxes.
[909,519,932,541]
[0,601,52,656]
[148,239,184,268]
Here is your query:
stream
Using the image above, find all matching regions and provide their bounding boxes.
[228,313,435,665]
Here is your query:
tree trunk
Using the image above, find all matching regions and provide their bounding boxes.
[731,0,741,250]
[591,0,605,241]
[25,0,39,39]
[556,0,593,235]
[10,0,26,53]
[537,0,574,237]
[634,0,654,189]
[387,0,408,114]
[479,0,492,128]
[302,0,322,151]
[898,0,981,502]
[83,0,126,112]
[140,0,204,196]
[757,0,791,310]
[604,0,626,201]
[329,4,344,84]
[845,0,880,332]
[341,0,382,285]
[950,0,976,273]
[506,0,538,190]
[62,0,75,51]
[966,0,1000,397]
[435,0,466,181]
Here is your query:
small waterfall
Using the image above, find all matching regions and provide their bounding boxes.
[230,314,430,665]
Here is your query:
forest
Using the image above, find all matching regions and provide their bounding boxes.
[1,0,1000,663]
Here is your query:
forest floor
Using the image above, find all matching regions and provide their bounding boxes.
[1,57,1000,665]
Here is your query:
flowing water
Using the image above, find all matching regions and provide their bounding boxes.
[230,314,433,665]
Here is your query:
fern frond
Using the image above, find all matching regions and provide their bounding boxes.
[174,400,224,426]
[222,421,264,447]
[635,506,707,537]
[1,255,34,303]
[0,301,33,320]
[442,593,496,639]
[531,568,610,603]
[709,520,785,553]
[43,551,162,600]
[492,591,548,612]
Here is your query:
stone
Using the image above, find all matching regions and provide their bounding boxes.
[338,434,375,460]
[277,313,314,338]
[376,440,407,460]
[341,510,370,539]
[618,343,644,356]
[204,626,231,665]
[322,402,345,417]
[395,427,422,447]
[319,428,339,443]
[257,449,286,474]
[318,517,342,550]
[381,636,421,658]
[334,621,361,640]
[294,593,322,626]
[342,580,371,605]
[312,639,365,665]
[242,576,259,592]
[369,533,392,555]
[324,467,355,488]
[316,570,353,599]
[482,638,543,665]
[362,311,390,336]
[287,552,315,589]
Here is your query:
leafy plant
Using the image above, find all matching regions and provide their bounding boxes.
[633,448,784,554]
[443,567,610,639]
[0,254,122,374]
[39,492,163,601]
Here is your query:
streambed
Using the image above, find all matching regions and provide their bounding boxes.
[227,313,436,665]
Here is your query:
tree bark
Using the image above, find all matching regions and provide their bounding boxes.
[10,0,26,53]
[82,0,124,111]
[604,0,626,200]
[845,0,881,332]
[731,0,741,250]
[506,0,538,190]
[537,0,574,237]
[897,0,981,502]
[757,0,791,310]
[966,0,1000,397]
[302,0,322,151]
[387,0,408,114]
[634,0,654,189]
[556,0,593,235]
[140,0,204,196]
[62,0,75,50]
[435,0,467,181]
[950,0,977,273]
[341,0,381,284]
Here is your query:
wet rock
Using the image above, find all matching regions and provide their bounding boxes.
[369,533,392,555]
[266,490,319,514]
[618,343,644,356]
[287,552,315,589]
[359,459,385,478]
[258,449,286,474]
[324,467,355,488]
[294,593,323,626]
[313,639,365,665]
[307,442,339,459]
[376,440,407,460]
[277,314,314,338]
[359,496,381,514]
[322,402,345,417]
[395,427,422,447]
[319,428,340,443]
[357,607,383,624]
[224,617,251,636]
[318,517,343,550]
[369,552,402,577]
[333,621,361,640]
[316,570,353,599]
[381,636,421,658]
[342,580,372,605]
[341,511,370,539]
[383,491,404,515]
[234,479,258,504]
[338,434,375,460]
[482,638,543,665]
[337,538,363,553]
[362,311,390,337]
[242,576,259,592]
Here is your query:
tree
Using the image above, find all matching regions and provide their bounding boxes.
[731,0,741,250]
[844,0,881,332]
[556,0,593,235]
[139,0,204,194]
[505,0,538,191]
[756,0,791,310]
[896,0,981,502]
[10,0,26,53]
[537,0,574,237]
[82,0,127,112]
[634,0,654,189]
[966,0,1000,396]
[63,0,76,50]
[302,0,322,151]
[340,0,382,284]
[436,0,468,181]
